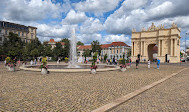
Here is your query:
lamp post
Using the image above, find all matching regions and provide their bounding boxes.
[185,33,189,57]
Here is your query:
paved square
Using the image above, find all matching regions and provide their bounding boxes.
[111,67,189,112]
[0,63,186,111]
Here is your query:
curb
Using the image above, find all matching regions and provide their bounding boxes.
[92,68,188,112]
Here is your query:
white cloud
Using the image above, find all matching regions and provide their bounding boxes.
[74,0,121,15]
[80,17,104,34]
[104,0,189,34]
[77,33,102,44]
[2,0,63,21]
[103,34,130,45]
[62,9,87,25]
[62,0,72,13]
[37,24,71,37]
[122,0,148,10]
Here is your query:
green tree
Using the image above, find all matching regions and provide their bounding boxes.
[91,40,101,55]
[104,54,108,62]
[61,38,70,58]
[82,49,91,61]
[77,41,84,46]
[53,43,63,60]
[24,37,42,59]
[22,47,28,61]
[3,32,24,59]
[43,44,53,57]
[30,48,39,58]
[0,46,3,56]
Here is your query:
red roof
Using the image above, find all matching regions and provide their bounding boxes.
[78,45,91,50]
[49,39,55,43]
[100,44,111,48]
[77,41,130,50]
[110,42,130,47]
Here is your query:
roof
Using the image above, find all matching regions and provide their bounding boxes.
[48,39,65,45]
[77,41,130,50]
[78,45,91,50]
[100,44,111,48]
[49,39,55,43]
[110,42,130,47]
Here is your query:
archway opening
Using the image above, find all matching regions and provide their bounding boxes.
[148,44,158,62]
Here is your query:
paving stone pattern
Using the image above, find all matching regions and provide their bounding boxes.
[111,68,189,112]
[0,63,185,112]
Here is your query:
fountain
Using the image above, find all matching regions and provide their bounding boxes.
[20,27,119,72]
[67,27,80,68]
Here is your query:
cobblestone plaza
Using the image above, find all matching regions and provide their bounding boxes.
[0,63,188,112]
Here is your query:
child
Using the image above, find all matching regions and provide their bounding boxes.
[148,60,150,68]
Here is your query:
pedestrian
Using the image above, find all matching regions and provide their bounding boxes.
[18,59,21,66]
[34,58,37,65]
[129,58,132,67]
[57,58,60,64]
[110,59,112,65]
[97,58,99,64]
[30,60,33,65]
[136,58,139,69]
[157,58,160,69]
[148,60,150,68]
[106,59,108,65]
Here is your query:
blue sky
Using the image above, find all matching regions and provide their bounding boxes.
[0,0,189,50]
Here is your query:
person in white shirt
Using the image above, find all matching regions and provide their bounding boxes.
[148,60,150,68]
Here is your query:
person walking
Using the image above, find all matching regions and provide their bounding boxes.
[129,58,132,67]
[157,59,160,69]
[148,60,150,68]
[136,58,139,69]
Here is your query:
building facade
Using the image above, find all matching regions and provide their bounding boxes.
[131,23,181,63]
[46,39,65,49]
[77,42,130,60]
[0,21,37,45]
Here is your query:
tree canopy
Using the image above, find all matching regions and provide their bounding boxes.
[77,41,84,46]
[91,40,102,55]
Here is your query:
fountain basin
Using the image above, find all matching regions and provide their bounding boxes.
[20,64,120,73]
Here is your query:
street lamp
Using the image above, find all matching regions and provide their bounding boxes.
[185,33,189,56]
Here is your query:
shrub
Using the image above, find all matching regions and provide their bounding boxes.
[40,57,48,69]
[64,57,68,63]
[119,58,125,65]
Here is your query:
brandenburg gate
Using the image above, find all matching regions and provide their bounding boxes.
[131,23,181,63]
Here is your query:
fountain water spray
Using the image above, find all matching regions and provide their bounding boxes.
[67,27,80,68]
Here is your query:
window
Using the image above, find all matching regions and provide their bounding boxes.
[0,29,1,33]
[31,29,33,32]
[120,49,122,53]
[117,50,118,53]
[5,30,7,35]
[31,34,33,39]
[0,37,2,41]
[18,32,20,36]
[22,32,24,37]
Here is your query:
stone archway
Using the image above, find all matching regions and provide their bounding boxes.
[131,23,181,63]
[148,44,158,62]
